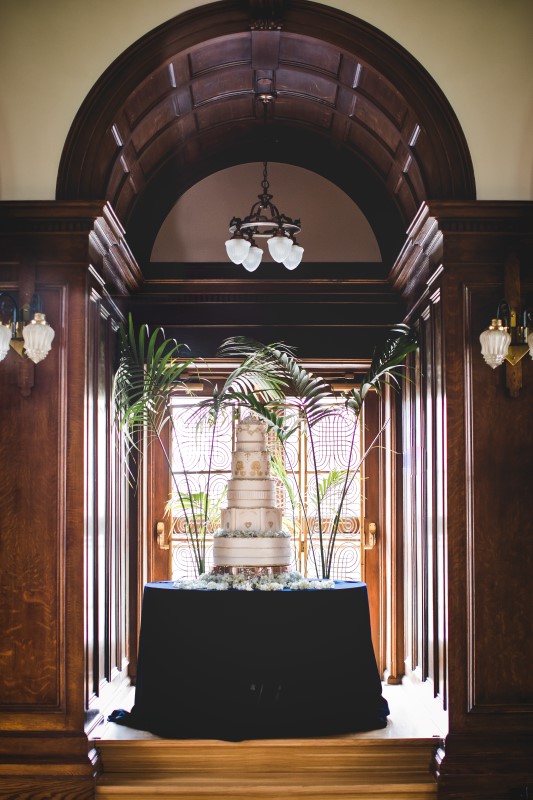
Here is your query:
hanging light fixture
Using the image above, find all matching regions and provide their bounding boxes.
[0,292,55,365]
[225,161,303,272]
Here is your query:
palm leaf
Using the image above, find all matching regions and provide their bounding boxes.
[307,468,349,511]
[114,315,193,445]
[344,324,417,414]
[166,487,227,529]
[218,337,335,435]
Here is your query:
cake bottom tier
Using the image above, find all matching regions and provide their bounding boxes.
[213,536,292,567]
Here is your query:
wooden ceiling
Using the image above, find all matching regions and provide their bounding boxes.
[56,0,475,358]
[58,0,474,268]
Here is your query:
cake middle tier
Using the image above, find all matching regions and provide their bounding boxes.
[231,451,270,479]
[220,506,283,533]
[213,536,291,567]
[227,478,276,508]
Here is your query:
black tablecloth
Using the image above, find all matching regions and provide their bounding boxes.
[114,580,389,740]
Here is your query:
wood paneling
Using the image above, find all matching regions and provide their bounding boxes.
[391,200,533,800]
[466,283,533,709]
[381,382,405,684]
[121,261,404,361]
[0,279,65,710]
[85,282,130,729]
[0,201,138,799]
[400,296,447,712]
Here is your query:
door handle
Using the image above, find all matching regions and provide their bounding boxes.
[156,521,169,550]
[364,521,377,550]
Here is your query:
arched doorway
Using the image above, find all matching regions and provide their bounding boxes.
[57,0,474,724]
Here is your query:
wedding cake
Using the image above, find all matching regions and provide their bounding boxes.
[213,416,291,572]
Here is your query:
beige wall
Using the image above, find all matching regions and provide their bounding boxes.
[0,0,531,202]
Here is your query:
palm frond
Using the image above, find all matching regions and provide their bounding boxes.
[307,468,349,511]
[270,452,300,510]
[166,487,227,526]
[344,324,417,415]
[113,314,196,532]
[218,338,335,433]
[367,324,417,384]
[114,315,193,444]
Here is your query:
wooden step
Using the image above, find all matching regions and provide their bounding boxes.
[95,737,439,799]
[96,774,437,799]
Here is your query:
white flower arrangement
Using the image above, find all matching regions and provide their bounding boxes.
[213,528,291,539]
[173,570,335,592]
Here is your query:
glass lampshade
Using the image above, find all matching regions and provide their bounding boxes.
[225,235,251,265]
[282,244,304,271]
[242,245,262,272]
[0,323,11,362]
[267,232,293,263]
[23,313,55,364]
[479,320,511,369]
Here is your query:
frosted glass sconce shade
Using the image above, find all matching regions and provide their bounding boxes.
[0,324,11,361]
[479,320,511,369]
[22,313,55,364]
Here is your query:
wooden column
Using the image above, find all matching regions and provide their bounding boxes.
[0,201,141,800]
[390,201,533,800]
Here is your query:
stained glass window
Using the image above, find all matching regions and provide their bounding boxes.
[169,398,362,581]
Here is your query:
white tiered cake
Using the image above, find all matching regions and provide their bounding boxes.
[213,417,291,572]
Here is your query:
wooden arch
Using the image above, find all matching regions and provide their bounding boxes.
[57,0,475,266]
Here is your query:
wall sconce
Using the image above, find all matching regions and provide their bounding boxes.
[478,255,532,397]
[0,292,55,365]
[479,303,533,369]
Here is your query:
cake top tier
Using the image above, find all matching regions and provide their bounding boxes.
[236,417,267,447]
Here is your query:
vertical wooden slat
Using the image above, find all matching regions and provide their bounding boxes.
[85,286,130,726]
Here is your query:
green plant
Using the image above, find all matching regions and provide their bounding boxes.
[218,324,417,578]
[113,315,210,571]
[114,315,286,576]
[115,314,416,580]
[165,487,227,540]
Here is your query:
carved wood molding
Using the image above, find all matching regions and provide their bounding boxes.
[389,204,442,302]
[0,200,104,233]
[390,201,533,305]
[0,201,142,296]
[89,203,143,295]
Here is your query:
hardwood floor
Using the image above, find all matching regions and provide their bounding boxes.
[91,682,444,799]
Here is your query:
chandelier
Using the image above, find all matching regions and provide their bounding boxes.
[225,161,303,272]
